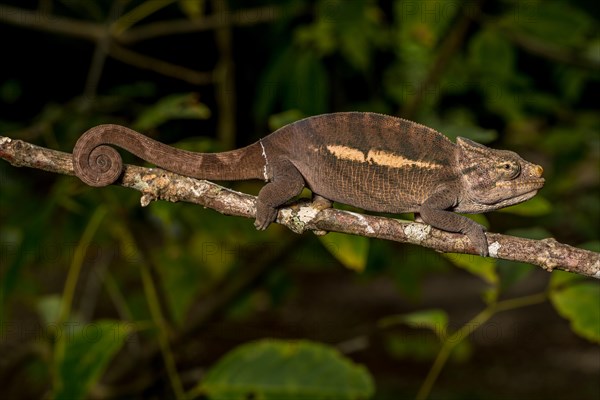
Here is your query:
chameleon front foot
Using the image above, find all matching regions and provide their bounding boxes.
[464,225,489,257]
[254,201,278,230]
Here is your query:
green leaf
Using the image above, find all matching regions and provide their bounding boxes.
[255,48,329,120]
[384,333,440,362]
[381,310,473,363]
[53,320,134,399]
[36,295,62,326]
[285,51,329,115]
[268,109,306,131]
[498,215,555,290]
[444,253,498,285]
[501,2,594,47]
[468,30,514,79]
[394,0,458,44]
[496,227,551,292]
[385,244,447,301]
[467,29,522,119]
[550,272,600,344]
[498,196,552,216]
[133,93,211,131]
[497,258,535,291]
[254,47,294,121]
[319,232,369,272]
[295,0,384,71]
[200,339,374,400]
[579,241,600,253]
[325,0,380,70]
[384,333,472,363]
[379,309,448,339]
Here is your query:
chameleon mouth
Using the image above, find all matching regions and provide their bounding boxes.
[496,178,545,190]
[492,179,545,208]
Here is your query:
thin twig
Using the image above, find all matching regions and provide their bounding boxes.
[108,42,214,85]
[119,6,286,44]
[0,4,285,44]
[488,19,600,70]
[416,292,548,400]
[110,0,177,36]
[113,225,186,400]
[1,136,599,278]
[80,2,127,111]
[0,3,263,87]
[0,4,105,41]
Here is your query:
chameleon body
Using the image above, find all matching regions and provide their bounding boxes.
[73,112,545,256]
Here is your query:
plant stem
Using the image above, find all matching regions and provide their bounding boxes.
[111,0,177,36]
[53,206,107,391]
[416,292,548,400]
[113,225,186,400]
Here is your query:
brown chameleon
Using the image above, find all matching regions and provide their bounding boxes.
[73,112,545,256]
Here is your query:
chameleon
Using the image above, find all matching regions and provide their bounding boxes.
[73,112,545,256]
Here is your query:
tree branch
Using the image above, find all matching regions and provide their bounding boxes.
[1,136,598,279]
[0,4,105,41]
[0,4,285,43]
[0,4,284,86]
[107,42,214,85]
[119,6,287,44]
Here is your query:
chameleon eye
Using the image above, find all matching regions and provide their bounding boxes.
[498,161,520,178]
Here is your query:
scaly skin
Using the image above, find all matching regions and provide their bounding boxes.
[73,112,545,256]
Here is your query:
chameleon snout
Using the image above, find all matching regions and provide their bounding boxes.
[534,165,544,177]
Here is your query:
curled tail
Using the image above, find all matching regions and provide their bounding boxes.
[73,124,266,187]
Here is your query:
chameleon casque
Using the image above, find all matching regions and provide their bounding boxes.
[73,112,545,256]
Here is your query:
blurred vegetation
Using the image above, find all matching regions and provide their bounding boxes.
[0,0,598,399]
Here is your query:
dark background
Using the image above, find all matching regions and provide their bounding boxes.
[0,0,599,399]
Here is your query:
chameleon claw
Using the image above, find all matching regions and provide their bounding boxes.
[254,204,278,230]
[465,225,489,257]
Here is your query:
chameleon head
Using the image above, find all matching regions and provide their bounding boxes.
[456,137,545,211]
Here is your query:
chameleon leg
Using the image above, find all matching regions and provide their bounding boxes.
[419,189,489,257]
[254,159,305,230]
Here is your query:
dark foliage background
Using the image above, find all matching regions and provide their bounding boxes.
[0,1,598,399]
